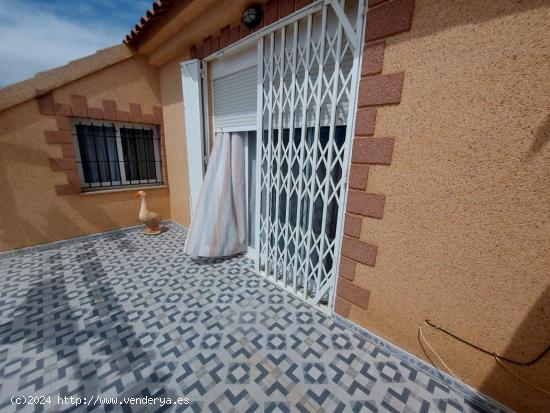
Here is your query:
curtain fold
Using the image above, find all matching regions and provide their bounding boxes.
[76,124,119,183]
[184,131,247,257]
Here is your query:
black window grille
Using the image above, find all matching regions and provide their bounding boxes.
[74,121,162,189]
[120,127,158,182]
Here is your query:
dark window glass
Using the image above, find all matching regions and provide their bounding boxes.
[262,125,347,292]
[120,127,157,182]
[75,122,161,189]
[76,124,119,184]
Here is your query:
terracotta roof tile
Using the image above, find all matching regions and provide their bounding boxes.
[124,0,177,44]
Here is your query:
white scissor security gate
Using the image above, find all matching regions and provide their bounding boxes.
[254,0,366,311]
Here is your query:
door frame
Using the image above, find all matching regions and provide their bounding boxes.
[199,0,368,314]
[180,59,208,215]
[244,131,258,259]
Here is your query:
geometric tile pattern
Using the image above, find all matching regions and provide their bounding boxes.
[0,222,514,412]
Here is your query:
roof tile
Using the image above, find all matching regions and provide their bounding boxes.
[124,0,176,44]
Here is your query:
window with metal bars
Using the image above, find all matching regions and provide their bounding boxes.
[72,120,162,190]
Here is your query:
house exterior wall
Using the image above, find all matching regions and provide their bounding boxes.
[155,1,275,229]
[335,1,550,412]
[159,54,193,227]
[0,55,170,252]
[156,1,549,410]
[1,0,544,409]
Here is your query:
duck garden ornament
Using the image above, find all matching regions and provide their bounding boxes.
[135,190,161,235]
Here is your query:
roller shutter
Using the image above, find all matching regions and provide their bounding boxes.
[212,65,258,132]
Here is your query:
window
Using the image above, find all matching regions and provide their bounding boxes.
[72,120,162,190]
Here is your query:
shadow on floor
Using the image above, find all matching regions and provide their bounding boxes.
[0,237,181,411]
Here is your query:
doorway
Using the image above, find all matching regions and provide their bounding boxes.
[183,0,367,312]
[253,0,366,312]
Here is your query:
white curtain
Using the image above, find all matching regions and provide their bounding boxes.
[184,132,247,257]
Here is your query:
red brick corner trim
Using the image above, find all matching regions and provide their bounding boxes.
[37,92,167,196]
[177,0,414,314]
[337,278,370,312]
[334,296,352,318]
[335,0,415,312]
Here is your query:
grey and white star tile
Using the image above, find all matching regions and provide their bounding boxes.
[0,222,513,412]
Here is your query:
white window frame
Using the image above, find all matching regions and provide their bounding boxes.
[181,59,208,213]
[71,118,162,190]
[244,131,258,259]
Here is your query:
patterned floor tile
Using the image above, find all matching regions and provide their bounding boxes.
[0,223,512,412]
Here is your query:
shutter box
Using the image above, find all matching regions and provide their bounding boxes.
[211,46,258,132]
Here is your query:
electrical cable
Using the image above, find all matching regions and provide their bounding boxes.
[494,356,550,397]
[425,319,550,366]
[418,323,458,378]
[420,320,550,397]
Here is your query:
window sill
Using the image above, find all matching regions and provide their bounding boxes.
[80,184,168,196]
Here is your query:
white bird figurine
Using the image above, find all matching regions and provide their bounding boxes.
[135,190,161,235]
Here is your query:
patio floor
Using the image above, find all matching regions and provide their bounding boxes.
[0,222,508,412]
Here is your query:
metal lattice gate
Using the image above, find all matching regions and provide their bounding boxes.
[254,0,366,311]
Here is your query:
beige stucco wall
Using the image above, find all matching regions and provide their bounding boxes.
[159,53,192,228]
[0,44,134,113]
[148,0,271,229]
[2,0,546,409]
[0,55,170,251]
[152,2,549,409]
[153,0,257,228]
[348,1,550,412]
